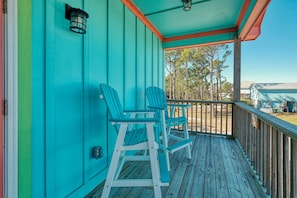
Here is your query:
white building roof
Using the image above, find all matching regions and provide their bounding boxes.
[253,83,297,90]
[241,81,256,89]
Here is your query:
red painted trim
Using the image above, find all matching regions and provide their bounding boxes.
[245,8,266,40]
[164,27,237,42]
[164,39,234,51]
[121,0,164,41]
[236,0,251,27]
[240,0,271,40]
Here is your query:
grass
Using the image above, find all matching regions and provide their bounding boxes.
[272,112,297,126]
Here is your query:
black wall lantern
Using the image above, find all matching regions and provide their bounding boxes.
[182,0,192,11]
[65,4,89,34]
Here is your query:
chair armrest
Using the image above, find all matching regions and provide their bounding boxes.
[167,104,191,118]
[124,110,158,120]
[167,104,191,108]
[124,109,158,114]
[147,106,167,111]
[110,117,159,124]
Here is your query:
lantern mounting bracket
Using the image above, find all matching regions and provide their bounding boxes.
[65,4,89,34]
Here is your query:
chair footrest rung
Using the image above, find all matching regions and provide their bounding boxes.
[111,178,169,187]
[158,152,170,183]
[112,179,153,187]
[167,139,192,153]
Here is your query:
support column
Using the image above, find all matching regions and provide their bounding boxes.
[233,35,241,138]
[233,36,241,102]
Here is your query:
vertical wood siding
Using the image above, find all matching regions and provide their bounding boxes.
[29,0,164,197]
[136,19,146,109]
[32,0,45,196]
[18,0,32,197]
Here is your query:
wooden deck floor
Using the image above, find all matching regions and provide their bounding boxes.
[86,133,265,198]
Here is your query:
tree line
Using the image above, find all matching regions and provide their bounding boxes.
[165,44,233,101]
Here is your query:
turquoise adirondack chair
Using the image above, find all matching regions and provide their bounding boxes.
[99,84,169,197]
[146,86,192,170]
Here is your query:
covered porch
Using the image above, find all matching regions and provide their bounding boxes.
[87,101,297,197]
[87,133,265,197]
[10,0,297,198]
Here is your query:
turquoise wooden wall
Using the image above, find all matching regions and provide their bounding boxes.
[31,0,164,197]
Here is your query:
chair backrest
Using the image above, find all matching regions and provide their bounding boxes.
[146,86,169,118]
[100,84,125,128]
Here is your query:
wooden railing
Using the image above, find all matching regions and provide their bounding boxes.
[168,100,297,197]
[234,102,297,197]
[167,100,233,136]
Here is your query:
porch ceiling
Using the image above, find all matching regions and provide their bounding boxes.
[122,0,271,49]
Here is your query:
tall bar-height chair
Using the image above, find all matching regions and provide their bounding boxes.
[100,84,169,197]
[146,86,192,170]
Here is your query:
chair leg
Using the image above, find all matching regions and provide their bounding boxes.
[161,112,170,171]
[167,123,192,160]
[183,123,192,159]
[165,147,170,171]
[146,123,162,197]
[102,122,164,197]
[101,124,128,198]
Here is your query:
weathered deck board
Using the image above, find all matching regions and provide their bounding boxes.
[166,134,196,198]
[220,137,242,197]
[189,133,207,197]
[213,137,229,198]
[86,133,265,198]
[178,133,203,197]
[203,136,217,198]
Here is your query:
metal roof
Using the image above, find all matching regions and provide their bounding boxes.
[122,0,271,49]
[253,83,297,90]
[241,81,256,89]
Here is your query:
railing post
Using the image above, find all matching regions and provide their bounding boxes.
[232,36,241,138]
[233,35,241,102]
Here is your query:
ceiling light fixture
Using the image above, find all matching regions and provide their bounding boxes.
[182,0,192,11]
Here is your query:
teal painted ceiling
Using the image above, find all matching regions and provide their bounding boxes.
[123,0,271,49]
[133,0,243,37]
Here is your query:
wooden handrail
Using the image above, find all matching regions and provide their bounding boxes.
[235,102,297,140]
[234,102,297,197]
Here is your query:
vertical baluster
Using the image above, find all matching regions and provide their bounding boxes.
[195,101,198,132]
[267,126,272,195]
[258,121,263,183]
[278,132,284,197]
[271,128,278,198]
[226,103,229,135]
[220,103,221,135]
[263,124,268,191]
[284,135,291,197]
[291,139,297,197]
[200,102,203,133]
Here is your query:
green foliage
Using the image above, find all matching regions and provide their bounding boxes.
[165,44,232,100]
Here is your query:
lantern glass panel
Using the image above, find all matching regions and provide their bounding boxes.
[70,11,87,34]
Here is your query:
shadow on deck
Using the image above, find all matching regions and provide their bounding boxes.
[86,133,265,198]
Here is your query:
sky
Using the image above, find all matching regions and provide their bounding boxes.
[223,0,297,83]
